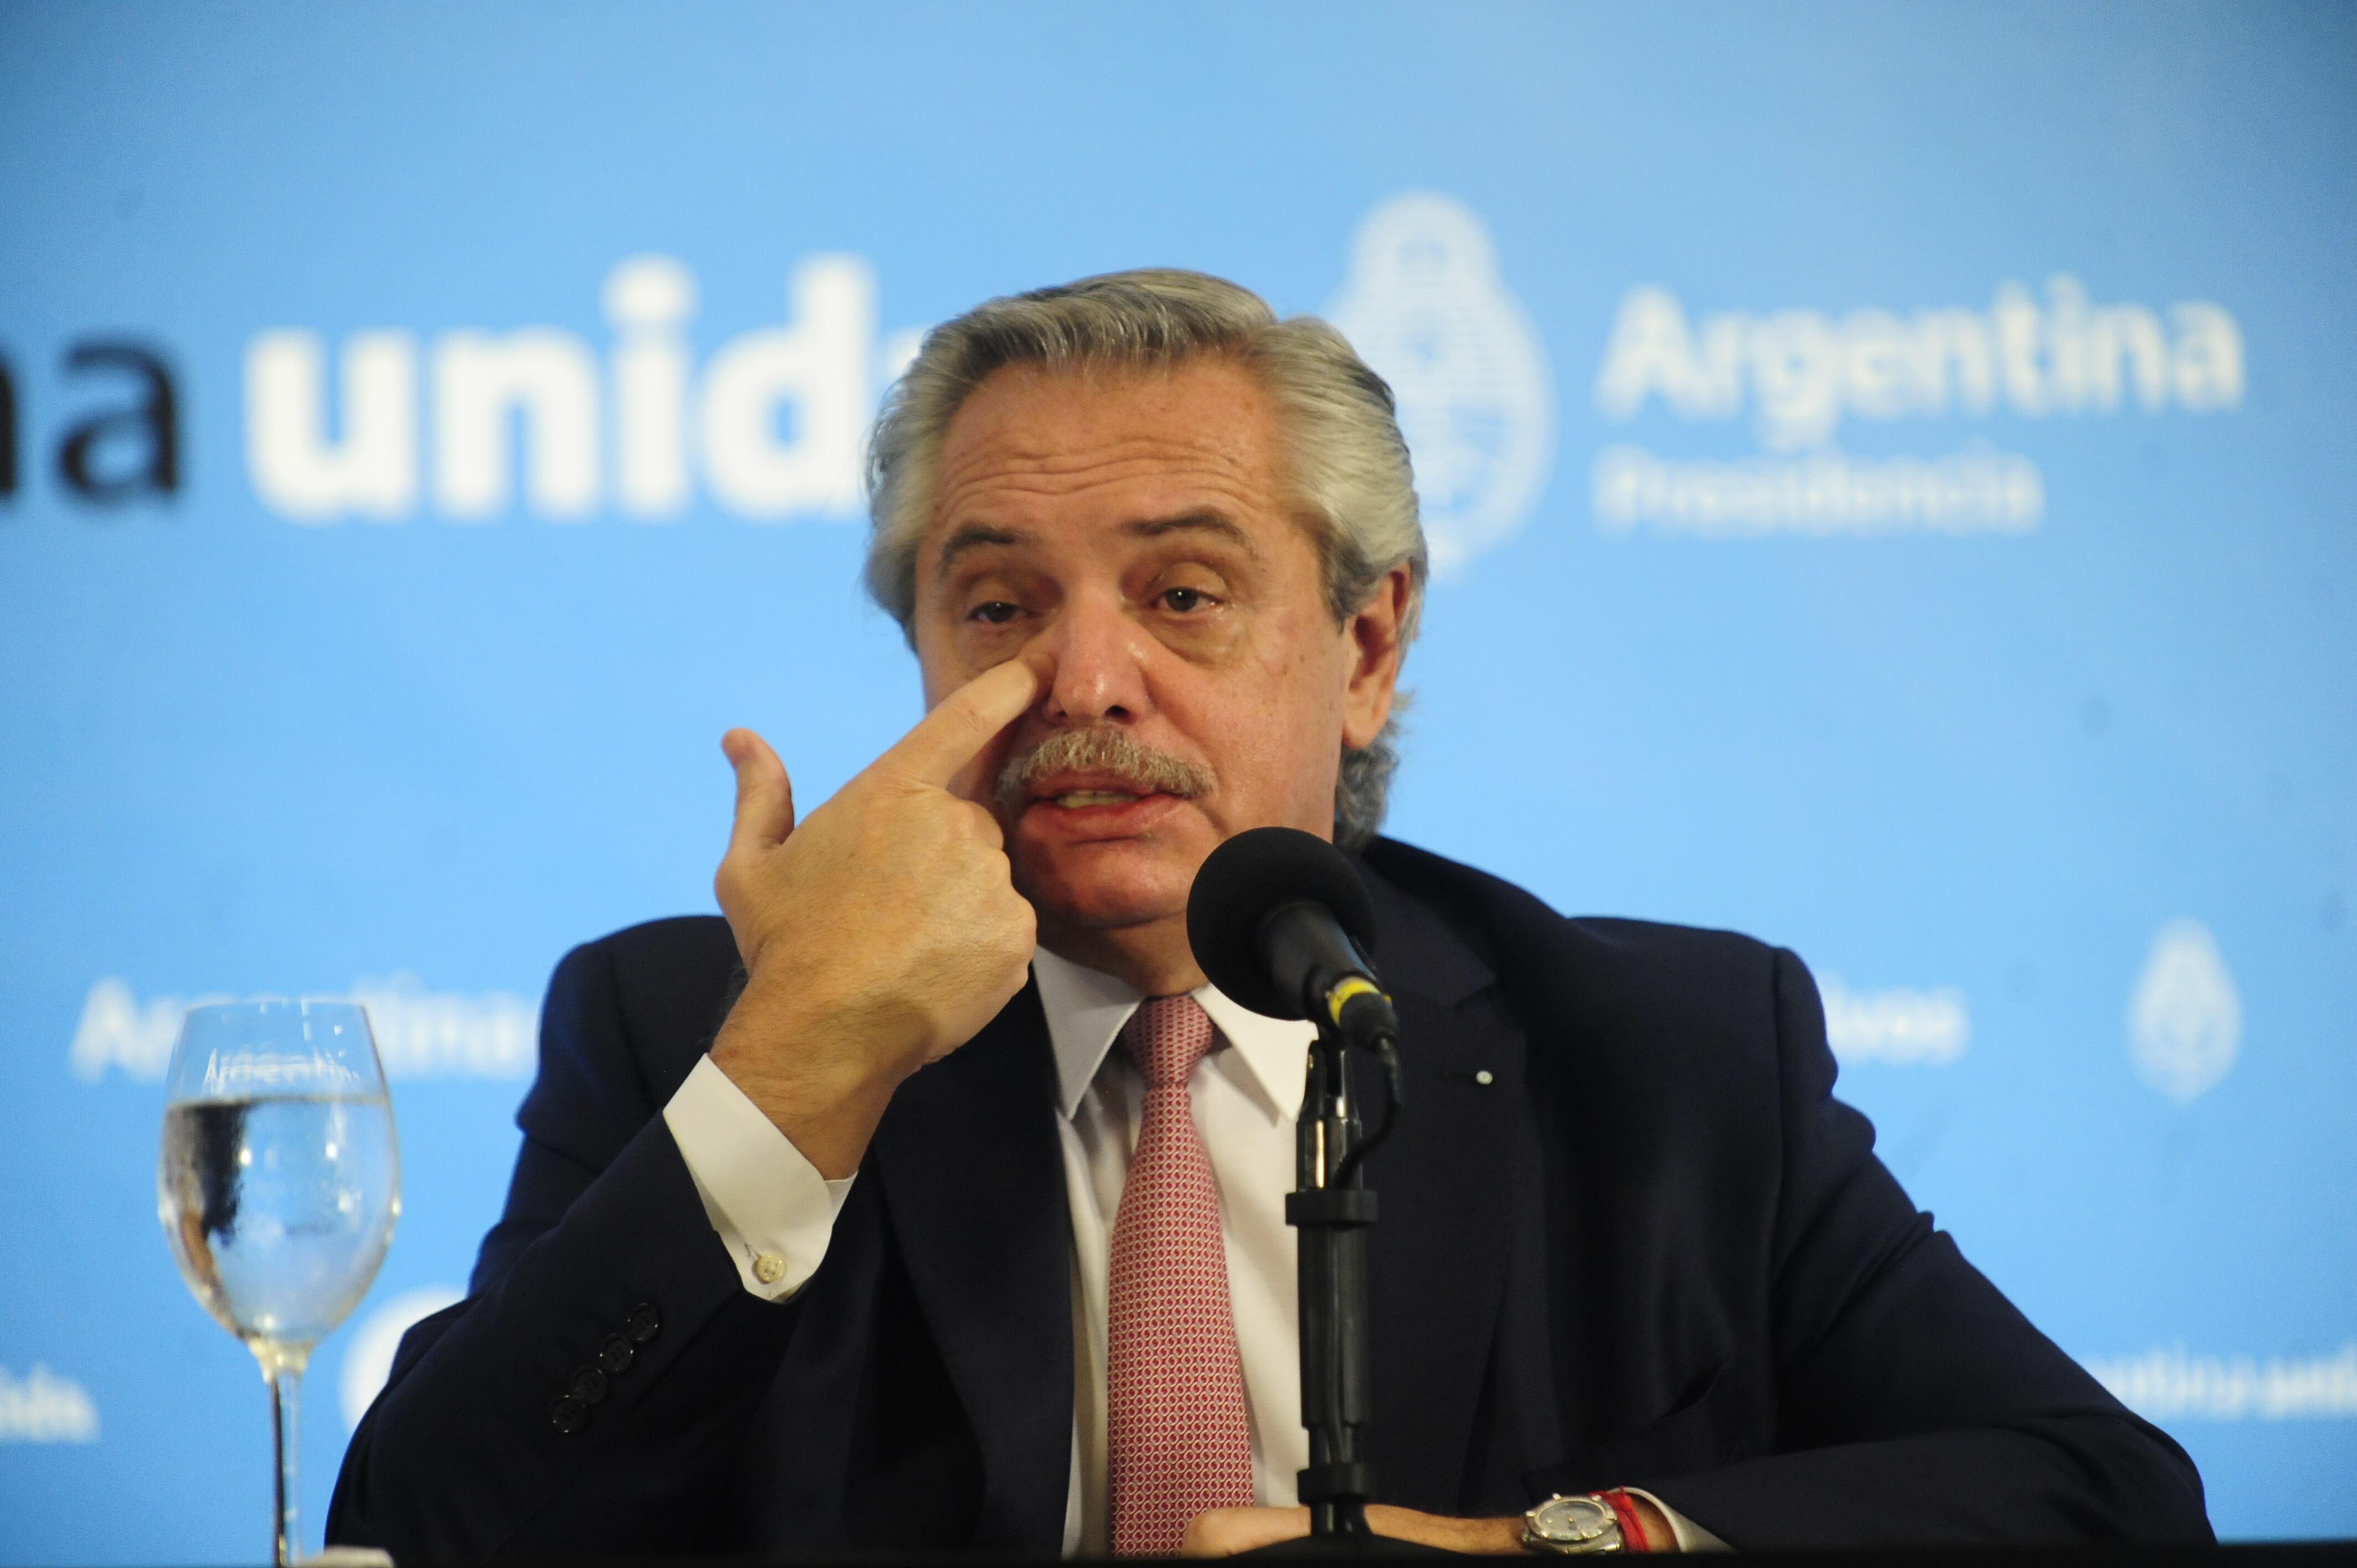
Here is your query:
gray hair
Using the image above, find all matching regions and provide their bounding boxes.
[863,268,1426,849]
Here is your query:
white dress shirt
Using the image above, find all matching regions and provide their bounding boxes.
[663,949,1723,1555]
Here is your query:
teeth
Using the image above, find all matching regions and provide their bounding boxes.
[1054,791,1135,808]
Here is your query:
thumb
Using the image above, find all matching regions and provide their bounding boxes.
[722,728,796,855]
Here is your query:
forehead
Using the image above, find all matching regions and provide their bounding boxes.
[927,357,1286,552]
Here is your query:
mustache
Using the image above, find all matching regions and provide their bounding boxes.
[994,727,1217,810]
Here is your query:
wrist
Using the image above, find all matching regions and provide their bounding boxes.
[710,974,907,1178]
[1601,1490,1670,1552]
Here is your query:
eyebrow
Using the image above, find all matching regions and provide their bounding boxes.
[931,509,1258,581]
[933,523,1031,580]
[1124,509,1255,552]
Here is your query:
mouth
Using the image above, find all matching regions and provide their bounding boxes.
[1048,790,1149,809]
[1024,773,1181,812]
[1011,771,1196,845]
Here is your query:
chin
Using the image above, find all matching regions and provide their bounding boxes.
[1013,837,1199,932]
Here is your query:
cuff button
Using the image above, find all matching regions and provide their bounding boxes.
[569,1365,609,1405]
[550,1396,589,1435]
[752,1252,787,1286]
[625,1302,661,1343]
[599,1334,635,1374]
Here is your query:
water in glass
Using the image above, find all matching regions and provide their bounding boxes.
[158,1001,400,1567]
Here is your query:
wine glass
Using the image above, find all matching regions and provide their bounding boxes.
[158,1000,401,1567]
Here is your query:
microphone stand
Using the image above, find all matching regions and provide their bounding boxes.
[1268,987,1428,1555]
[1293,1012,1375,1541]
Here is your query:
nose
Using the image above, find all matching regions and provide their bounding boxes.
[1035,589,1152,728]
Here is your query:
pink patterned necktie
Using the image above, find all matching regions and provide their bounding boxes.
[1107,994,1257,1556]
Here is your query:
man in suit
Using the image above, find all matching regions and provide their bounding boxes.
[328,271,2210,1558]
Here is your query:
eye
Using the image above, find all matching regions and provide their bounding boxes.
[967,600,1021,625]
[1159,586,1212,613]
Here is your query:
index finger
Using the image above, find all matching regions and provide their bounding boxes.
[874,658,1044,790]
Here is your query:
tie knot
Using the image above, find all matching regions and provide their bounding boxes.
[1119,994,1217,1088]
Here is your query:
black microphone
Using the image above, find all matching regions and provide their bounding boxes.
[1186,826,1398,1050]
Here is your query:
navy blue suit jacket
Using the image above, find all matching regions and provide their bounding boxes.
[328,838,2209,1556]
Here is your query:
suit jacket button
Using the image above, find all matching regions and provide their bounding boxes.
[569,1365,609,1405]
[599,1334,635,1374]
[625,1303,661,1344]
[550,1396,589,1435]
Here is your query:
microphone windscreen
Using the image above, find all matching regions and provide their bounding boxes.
[1185,826,1377,1019]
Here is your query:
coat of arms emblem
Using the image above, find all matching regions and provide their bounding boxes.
[2128,919,2242,1103]
[1328,192,1556,575]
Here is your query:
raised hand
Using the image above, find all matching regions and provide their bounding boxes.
[709,658,1044,1177]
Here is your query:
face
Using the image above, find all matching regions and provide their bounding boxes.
[911,357,1406,984]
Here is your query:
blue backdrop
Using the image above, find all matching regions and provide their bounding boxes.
[3,3,2352,1556]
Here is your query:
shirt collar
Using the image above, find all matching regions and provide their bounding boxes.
[1030,945,1313,1122]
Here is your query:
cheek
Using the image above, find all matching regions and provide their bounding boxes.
[1264,624,1354,800]
[1256,609,1352,721]
[910,614,967,705]
[1172,614,1349,806]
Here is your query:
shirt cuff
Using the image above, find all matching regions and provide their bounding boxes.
[662,1054,853,1301]
[1623,1489,1730,1554]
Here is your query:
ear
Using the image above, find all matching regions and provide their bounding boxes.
[1339,565,1412,751]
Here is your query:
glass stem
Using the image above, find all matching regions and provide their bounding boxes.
[265,1354,302,1567]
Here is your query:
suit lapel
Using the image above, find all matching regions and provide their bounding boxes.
[869,982,1073,1551]
[1357,863,1546,1514]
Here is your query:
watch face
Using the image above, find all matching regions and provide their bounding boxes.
[1532,1495,1612,1544]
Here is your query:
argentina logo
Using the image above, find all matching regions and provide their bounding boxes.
[1327,192,1556,576]
[1588,276,2244,539]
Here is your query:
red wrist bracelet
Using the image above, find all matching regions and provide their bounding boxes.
[1598,1488,1651,1552]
